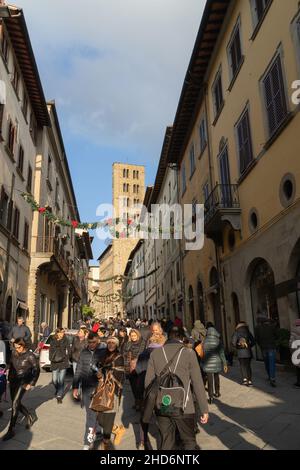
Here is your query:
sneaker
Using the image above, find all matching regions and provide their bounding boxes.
[214,392,221,398]
[82,445,90,450]
[57,397,63,404]
[242,379,248,386]
[112,424,125,446]
[26,412,38,429]
[247,381,253,387]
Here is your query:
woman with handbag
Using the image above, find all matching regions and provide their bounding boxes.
[124,329,146,411]
[49,328,70,403]
[92,336,125,450]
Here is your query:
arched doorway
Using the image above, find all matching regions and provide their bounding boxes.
[250,259,279,327]
[231,292,240,326]
[189,286,195,326]
[197,281,205,324]
[5,296,12,323]
[209,267,223,338]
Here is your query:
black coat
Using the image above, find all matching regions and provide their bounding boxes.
[8,350,40,386]
[49,336,70,371]
[72,346,106,390]
[232,324,255,359]
[71,336,88,363]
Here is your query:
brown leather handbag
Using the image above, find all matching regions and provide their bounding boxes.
[90,370,115,412]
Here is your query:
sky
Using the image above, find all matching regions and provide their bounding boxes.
[17,0,206,261]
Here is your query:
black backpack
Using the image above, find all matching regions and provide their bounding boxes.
[142,346,189,423]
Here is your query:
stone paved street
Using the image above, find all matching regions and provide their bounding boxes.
[0,360,299,450]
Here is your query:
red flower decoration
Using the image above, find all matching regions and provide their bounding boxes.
[38,207,46,214]
[127,219,133,225]
[71,220,79,229]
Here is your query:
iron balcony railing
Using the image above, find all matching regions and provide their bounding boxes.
[204,184,240,225]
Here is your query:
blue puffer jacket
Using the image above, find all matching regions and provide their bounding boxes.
[202,327,227,373]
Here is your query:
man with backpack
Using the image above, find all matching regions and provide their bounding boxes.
[144,326,209,450]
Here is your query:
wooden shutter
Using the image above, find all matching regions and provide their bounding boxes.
[263,56,287,136]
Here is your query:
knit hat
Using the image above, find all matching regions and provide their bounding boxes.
[106,336,119,348]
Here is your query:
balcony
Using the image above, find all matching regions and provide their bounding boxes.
[204,184,241,245]
[34,236,70,278]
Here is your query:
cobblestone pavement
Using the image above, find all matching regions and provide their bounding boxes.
[0,360,299,450]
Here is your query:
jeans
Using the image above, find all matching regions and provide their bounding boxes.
[82,388,99,445]
[262,349,276,380]
[52,369,66,398]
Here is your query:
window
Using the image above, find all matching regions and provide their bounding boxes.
[27,165,33,193]
[137,185,139,194]
[17,146,24,175]
[199,118,207,154]
[123,169,126,178]
[7,120,16,155]
[251,0,272,28]
[13,207,20,240]
[133,170,136,179]
[126,169,129,178]
[189,143,195,177]
[212,70,224,118]
[236,108,253,175]
[23,221,29,251]
[291,12,300,72]
[0,187,9,227]
[181,164,186,195]
[22,94,28,120]
[262,54,288,138]
[136,170,139,179]
[168,181,171,201]
[127,184,129,192]
[1,32,9,64]
[228,20,243,81]
[127,198,130,207]
[133,184,136,193]
[12,65,20,95]
[123,183,126,192]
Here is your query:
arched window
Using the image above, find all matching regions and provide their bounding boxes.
[250,259,279,326]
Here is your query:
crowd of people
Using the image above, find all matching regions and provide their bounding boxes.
[0,313,299,450]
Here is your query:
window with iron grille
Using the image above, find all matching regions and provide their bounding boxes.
[228,21,243,80]
[262,54,288,137]
[13,207,20,240]
[212,71,224,117]
[236,109,253,175]
[189,143,195,177]
[18,146,24,175]
[199,118,207,153]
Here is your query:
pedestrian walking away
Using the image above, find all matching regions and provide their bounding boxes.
[71,327,88,375]
[2,338,40,441]
[144,326,209,450]
[202,325,228,404]
[232,322,256,386]
[255,316,279,387]
[49,328,70,403]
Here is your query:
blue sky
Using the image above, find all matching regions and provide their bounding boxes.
[18,0,206,261]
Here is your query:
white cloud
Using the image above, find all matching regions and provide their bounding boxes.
[18,0,206,161]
